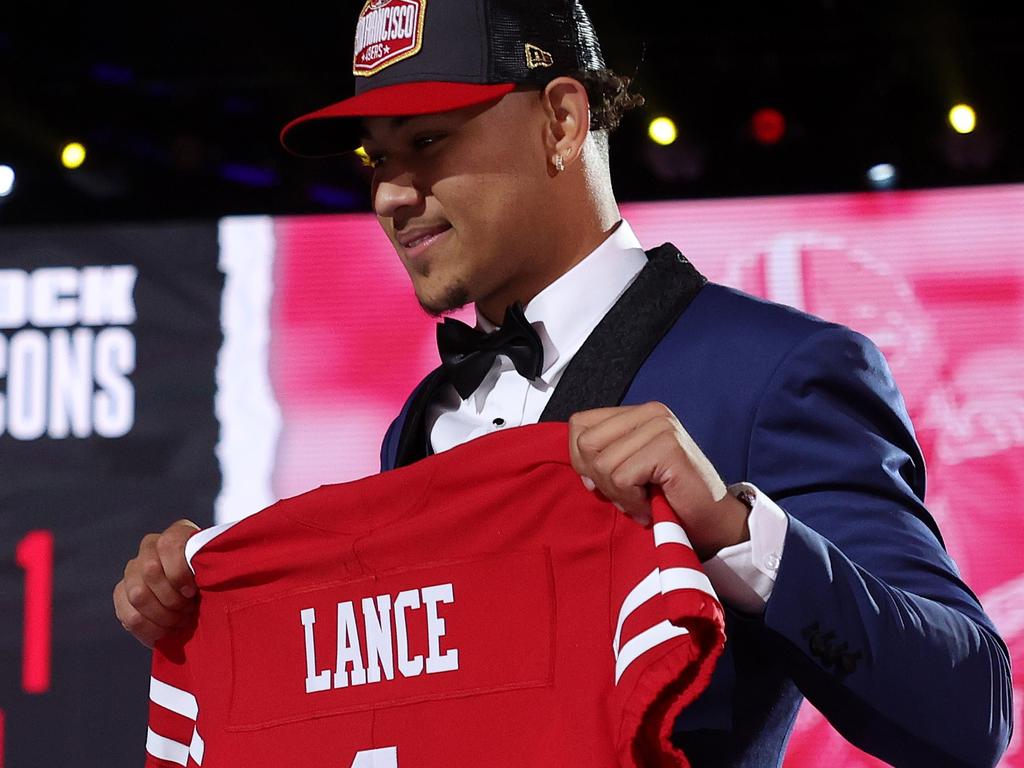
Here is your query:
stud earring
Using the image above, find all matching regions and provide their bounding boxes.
[554,154,565,172]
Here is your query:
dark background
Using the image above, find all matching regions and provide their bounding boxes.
[1,1,1022,226]
[0,223,224,765]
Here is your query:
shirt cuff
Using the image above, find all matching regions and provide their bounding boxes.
[701,482,789,615]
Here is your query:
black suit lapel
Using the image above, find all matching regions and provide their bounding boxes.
[540,243,706,421]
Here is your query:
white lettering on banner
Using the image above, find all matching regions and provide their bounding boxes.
[0,270,27,328]
[31,267,78,327]
[7,329,48,440]
[0,265,138,440]
[81,266,138,325]
[48,328,93,439]
[301,583,458,695]
[0,266,137,329]
[93,327,136,438]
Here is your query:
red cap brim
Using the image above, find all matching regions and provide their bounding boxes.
[280,81,517,158]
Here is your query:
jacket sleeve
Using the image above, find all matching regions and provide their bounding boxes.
[379,415,402,472]
[749,325,1012,767]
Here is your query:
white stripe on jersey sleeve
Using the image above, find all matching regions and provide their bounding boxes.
[150,677,198,720]
[351,747,399,767]
[184,519,242,574]
[659,566,717,604]
[615,621,690,684]
[613,567,717,661]
[146,727,190,766]
[189,725,205,766]
[653,520,692,548]
[611,517,720,684]
[614,569,660,658]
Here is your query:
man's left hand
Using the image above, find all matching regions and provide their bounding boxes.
[568,402,750,561]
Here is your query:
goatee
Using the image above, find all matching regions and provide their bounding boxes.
[419,282,470,317]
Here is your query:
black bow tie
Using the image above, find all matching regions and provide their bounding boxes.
[436,302,545,399]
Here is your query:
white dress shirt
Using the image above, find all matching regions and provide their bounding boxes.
[428,219,788,613]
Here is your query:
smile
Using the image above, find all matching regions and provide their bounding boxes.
[400,224,453,258]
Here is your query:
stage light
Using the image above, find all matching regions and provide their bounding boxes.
[0,165,14,197]
[948,104,976,135]
[648,117,678,147]
[752,108,786,145]
[867,163,898,189]
[61,142,87,170]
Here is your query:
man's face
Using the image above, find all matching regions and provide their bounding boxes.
[361,90,561,320]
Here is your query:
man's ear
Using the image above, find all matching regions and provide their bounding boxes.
[540,76,591,172]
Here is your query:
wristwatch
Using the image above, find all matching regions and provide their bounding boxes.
[731,484,757,512]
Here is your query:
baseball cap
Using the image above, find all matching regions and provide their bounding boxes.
[280,0,606,157]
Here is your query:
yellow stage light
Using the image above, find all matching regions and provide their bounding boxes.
[648,117,678,146]
[61,142,87,170]
[948,104,977,135]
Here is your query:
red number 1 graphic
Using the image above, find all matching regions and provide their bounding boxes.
[15,530,54,694]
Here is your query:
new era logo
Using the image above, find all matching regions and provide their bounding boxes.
[525,43,554,70]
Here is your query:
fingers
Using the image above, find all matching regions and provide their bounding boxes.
[569,402,749,559]
[570,404,651,474]
[113,520,201,647]
[580,423,672,520]
[571,403,676,453]
[568,403,661,452]
[113,580,184,649]
[595,435,689,525]
[156,520,201,598]
[570,404,680,525]
[577,414,674,481]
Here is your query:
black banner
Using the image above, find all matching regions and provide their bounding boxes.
[0,222,223,766]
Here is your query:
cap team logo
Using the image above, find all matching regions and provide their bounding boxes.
[353,0,426,77]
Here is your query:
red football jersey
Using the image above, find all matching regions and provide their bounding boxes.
[145,423,725,768]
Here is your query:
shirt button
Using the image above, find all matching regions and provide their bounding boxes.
[765,553,781,572]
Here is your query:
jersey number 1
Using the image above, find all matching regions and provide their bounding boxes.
[351,746,398,767]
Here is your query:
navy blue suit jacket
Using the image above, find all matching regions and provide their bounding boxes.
[380,247,1012,766]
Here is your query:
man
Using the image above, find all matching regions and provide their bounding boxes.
[114,1,1012,765]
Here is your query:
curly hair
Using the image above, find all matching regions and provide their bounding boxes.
[572,68,645,132]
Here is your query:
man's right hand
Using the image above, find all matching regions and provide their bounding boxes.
[113,519,201,648]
